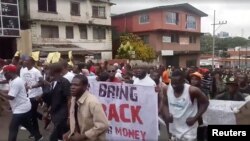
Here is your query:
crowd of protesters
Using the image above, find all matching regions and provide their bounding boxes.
[0,55,250,141]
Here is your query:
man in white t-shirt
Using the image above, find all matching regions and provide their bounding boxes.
[0,65,43,141]
[61,60,75,83]
[20,57,43,139]
[0,59,9,90]
[133,66,156,86]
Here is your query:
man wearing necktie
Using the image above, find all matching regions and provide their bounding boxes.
[41,63,71,141]
[63,75,109,141]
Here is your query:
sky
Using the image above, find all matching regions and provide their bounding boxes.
[110,0,250,38]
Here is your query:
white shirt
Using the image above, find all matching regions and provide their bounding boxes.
[63,71,75,83]
[115,72,122,80]
[133,75,156,86]
[8,77,31,114]
[167,84,198,140]
[20,67,43,98]
[20,67,27,78]
[0,69,9,90]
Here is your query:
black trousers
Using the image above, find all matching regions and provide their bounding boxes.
[197,126,207,141]
[30,98,43,136]
[50,120,69,141]
[8,110,42,141]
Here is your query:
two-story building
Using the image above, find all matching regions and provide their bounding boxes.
[112,3,207,68]
[19,0,114,61]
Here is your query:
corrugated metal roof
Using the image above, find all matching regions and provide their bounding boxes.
[112,3,208,18]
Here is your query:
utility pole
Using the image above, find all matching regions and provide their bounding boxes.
[212,10,227,70]
[212,11,216,70]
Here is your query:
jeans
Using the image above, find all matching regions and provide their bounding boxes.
[8,110,42,141]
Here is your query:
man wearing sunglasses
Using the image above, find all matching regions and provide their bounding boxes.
[107,66,121,83]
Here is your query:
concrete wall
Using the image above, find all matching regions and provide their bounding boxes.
[25,0,112,60]
[31,21,112,51]
[112,8,201,33]
[16,30,32,56]
[142,32,200,52]
[29,0,111,25]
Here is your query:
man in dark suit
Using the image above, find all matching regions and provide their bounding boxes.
[42,63,71,141]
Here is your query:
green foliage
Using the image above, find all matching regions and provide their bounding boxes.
[201,34,249,54]
[216,37,248,50]
[200,34,213,54]
[117,33,156,62]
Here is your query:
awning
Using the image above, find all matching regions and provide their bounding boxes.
[33,44,97,56]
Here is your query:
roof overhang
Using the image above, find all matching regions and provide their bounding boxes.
[30,19,112,28]
[33,44,97,56]
[112,3,207,18]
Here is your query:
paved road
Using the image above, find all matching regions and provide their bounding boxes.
[0,110,51,141]
[0,107,168,141]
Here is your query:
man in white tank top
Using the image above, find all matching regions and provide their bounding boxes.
[161,70,209,141]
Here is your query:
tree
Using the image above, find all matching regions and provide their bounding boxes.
[201,34,249,54]
[200,34,213,54]
[116,33,156,62]
[216,37,248,50]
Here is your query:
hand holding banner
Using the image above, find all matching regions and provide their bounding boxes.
[89,82,158,141]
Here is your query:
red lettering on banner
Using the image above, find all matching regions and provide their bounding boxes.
[131,106,143,124]
[115,127,146,141]
[109,104,119,122]
[134,130,140,139]
[120,104,131,122]
[102,104,143,124]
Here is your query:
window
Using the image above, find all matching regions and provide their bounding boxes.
[93,27,106,39]
[189,36,196,43]
[92,6,105,18]
[66,26,74,39]
[171,33,179,43]
[79,25,87,39]
[41,25,59,38]
[38,0,57,13]
[166,12,178,24]
[139,14,149,24]
[140,35,149,44]
[186,15,196,29]
[71,2,80,16]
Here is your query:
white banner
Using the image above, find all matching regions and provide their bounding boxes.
[89,81,158,141]
[203,100,245,125]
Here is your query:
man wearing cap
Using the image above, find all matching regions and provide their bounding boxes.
[237,73,250,95]
[215,76,247,101]
[190,72,209,97]
[0,65,43,141]
[190,72,208,141]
